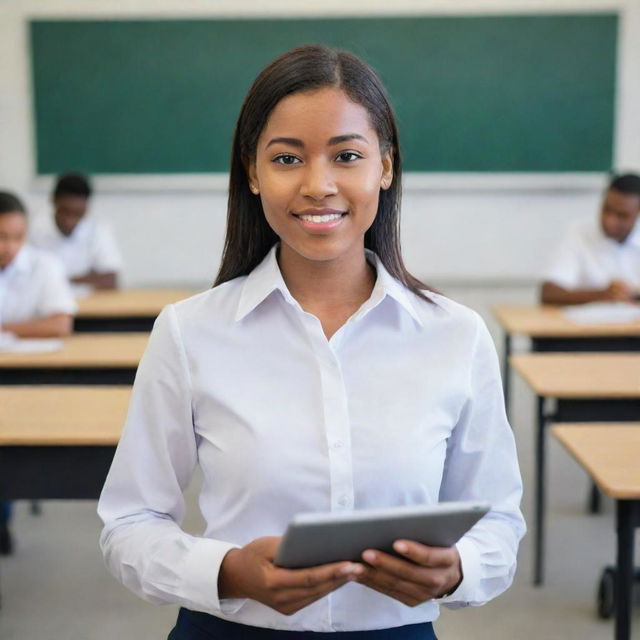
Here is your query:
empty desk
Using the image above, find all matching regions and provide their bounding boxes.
[511,353,640,586]
[553,424,640,640]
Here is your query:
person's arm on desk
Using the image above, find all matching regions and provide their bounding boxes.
[2,313,72,338]
[71,270,118,290]
[540,279,633,305]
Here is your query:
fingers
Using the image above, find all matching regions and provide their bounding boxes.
[391,540,458,569]
[272,561,363,590]
[265,562,364,616]
[357,545,461,604]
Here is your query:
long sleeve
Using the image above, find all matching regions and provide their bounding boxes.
[437,314,526,608]
[97,305,239,613]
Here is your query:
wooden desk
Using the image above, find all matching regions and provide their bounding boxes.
[553,424,640,640]
[0,386,128,496]
[75,288,199,332]
[493,305,640,412]
[512,354,640,587]
[0,333,148,384]
[0,386,129,603]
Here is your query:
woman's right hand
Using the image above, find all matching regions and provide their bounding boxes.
[217,536,363,615]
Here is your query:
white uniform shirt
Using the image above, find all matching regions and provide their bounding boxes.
[0,245,77,326]
[30,214,123,279]
[98,247,524,633]
[545,220,640,290]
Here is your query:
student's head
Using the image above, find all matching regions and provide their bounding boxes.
[600,173,640,243]
[0,192,27,269]
[52,172,92,237]
[216,45,427,297]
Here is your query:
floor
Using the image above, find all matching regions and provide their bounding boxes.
[1,283,638,639]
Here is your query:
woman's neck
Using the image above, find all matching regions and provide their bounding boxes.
[277,245,376,337]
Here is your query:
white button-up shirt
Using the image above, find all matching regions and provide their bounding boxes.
[0,245,76,326]
[30,214,123,279]
[98,247,524,632]
[545,220,640,290]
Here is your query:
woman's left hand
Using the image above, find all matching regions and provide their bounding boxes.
[355,540,462,606]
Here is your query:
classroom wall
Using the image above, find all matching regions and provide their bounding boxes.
[1,0,640,288]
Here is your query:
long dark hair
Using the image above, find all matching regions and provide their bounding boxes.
[215,44,432,300]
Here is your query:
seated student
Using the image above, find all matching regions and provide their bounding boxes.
[541,173,640,305]
[30,172,123,290]
[0,191,76,555]
[0,191,76,338]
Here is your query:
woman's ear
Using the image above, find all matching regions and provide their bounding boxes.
[380,150,393,191]
[247,161,260,195]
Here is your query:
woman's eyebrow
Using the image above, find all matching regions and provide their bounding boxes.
[265,137,304,150]
[328,133,369,146]
[264,133,369,150]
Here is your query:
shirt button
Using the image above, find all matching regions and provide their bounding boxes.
[338,495,348,507]
[332,440,343,450]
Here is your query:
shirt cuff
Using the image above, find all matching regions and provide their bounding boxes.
[435,535,481,606]
[181,537,246,614]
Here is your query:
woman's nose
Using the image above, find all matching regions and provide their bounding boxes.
[299,160,338,200]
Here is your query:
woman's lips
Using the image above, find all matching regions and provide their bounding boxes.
[292,208,347,231]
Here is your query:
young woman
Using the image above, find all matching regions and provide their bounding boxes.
[98,45,524,639]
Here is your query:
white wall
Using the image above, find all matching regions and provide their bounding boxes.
[1,0,639,288]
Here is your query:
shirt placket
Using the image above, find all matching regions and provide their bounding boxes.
[301,315,354,512]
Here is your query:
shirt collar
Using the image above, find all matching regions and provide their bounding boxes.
[235,245,424,327]
[2,245,32,277]
[235,245,296,321]
[626,220,640,248]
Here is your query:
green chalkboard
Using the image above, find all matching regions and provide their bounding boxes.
[30,15,617,174]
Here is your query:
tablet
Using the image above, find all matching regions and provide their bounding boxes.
[275,501,490,569]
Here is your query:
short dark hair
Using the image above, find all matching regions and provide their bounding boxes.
[53,172,92,199]
[609,173,640,198]
[0,191,26,216]
[215,44,432,301]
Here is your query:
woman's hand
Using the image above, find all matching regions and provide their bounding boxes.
[218,537,364,615]
[355,540,462,606]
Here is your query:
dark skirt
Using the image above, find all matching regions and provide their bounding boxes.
[168,609,438,639]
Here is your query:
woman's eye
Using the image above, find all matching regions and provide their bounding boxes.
[273,154,300,165]
[336,151,361,163]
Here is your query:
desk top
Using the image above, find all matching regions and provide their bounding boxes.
[493,305,640,337]
[552,424,640,499]
[0,333,148,368]
[77,288,200,318]
[511,353,640,398]
[0,386,130,445]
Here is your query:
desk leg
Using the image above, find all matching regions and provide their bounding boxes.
[588,483,602,514]
[615,501,635,640]
[503,333,511,419]
[534,395,546,586]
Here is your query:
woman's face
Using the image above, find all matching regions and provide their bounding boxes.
[249,87,393,268]
[0,212,27,269]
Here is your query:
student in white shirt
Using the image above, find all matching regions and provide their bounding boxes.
[0,191,76,338]
[30,172,122,290]
[541,173,640,305]
[0,190,76,556]
[98,45,524,639]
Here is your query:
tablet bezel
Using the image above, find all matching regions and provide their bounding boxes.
[274,501,490,569]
